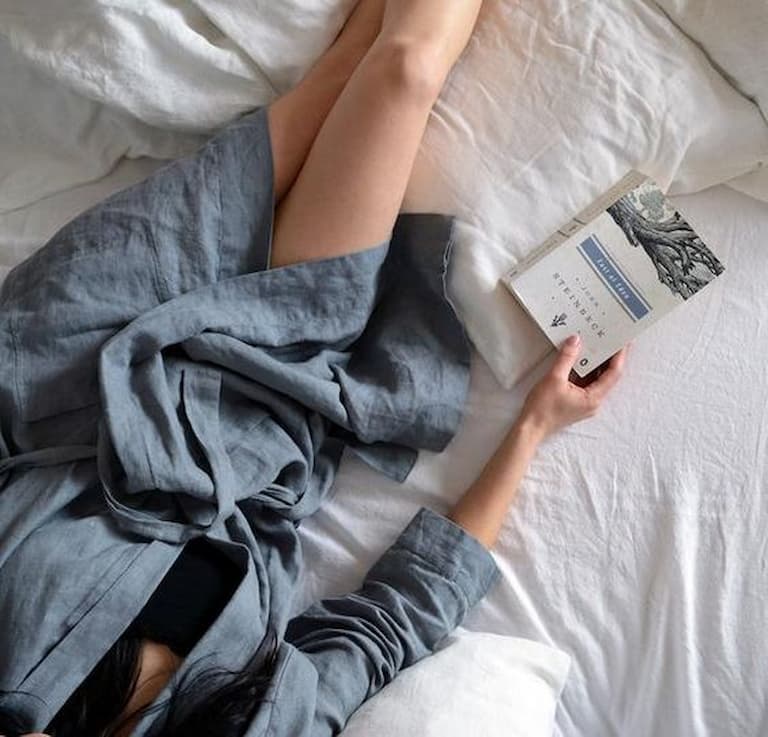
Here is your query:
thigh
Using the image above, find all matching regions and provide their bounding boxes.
[268,40,440,269]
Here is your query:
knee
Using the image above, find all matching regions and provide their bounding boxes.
[366,37,448,104]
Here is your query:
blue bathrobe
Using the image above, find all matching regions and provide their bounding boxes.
[0,105,500,736]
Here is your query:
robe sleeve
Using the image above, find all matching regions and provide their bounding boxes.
[284,507,501,736]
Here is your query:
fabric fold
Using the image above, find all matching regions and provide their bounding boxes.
[2,105,471,544]
[97,216,470,541]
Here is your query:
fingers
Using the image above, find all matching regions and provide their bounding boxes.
[584,345,629,402]
[551,334,582,381]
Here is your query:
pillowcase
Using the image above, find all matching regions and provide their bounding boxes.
[194,0,357,92]
[399,0,768,387]
[653,0,768,116]
[652,0,768,203]
[727,166,768,204]
[0,0,354,211]
[339,629,571,737]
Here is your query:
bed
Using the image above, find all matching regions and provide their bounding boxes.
[2,2,768,735]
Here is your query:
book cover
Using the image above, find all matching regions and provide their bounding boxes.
[502,172,726,378]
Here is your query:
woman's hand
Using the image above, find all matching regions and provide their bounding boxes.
[519,334,628,442]
[447,334,628,549]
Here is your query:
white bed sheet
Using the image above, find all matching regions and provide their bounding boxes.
[2,164,767,736]
[296,185,768,737]
[4,0,768,396]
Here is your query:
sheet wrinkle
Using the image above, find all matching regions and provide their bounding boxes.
[177,1,238,53]
[3,1,768,390]
[2,4,768,733]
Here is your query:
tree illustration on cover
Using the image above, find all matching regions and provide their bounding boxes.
[606,183,724,299]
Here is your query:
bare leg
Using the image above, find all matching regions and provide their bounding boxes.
[268,0,386,204]
[270,0,483,269]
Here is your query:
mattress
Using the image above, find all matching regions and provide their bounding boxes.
[2,163,767,736]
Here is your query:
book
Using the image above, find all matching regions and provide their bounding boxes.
[501,171,725,378]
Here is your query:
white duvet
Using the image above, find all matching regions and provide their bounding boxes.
[2,2,768,735]
[297,186,768,737]
[2,0,768,388]
[3,165,767,737]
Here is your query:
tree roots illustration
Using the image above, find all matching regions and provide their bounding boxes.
[606,198,723,299]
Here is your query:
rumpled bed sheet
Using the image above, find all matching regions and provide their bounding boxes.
[2,156,767,737]
[298,185,768,737]
[2,3,768,734]
[2,0,768,388]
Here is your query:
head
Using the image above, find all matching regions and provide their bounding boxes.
[0,629,279,737]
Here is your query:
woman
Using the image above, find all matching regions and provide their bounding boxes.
[0,0,627,735]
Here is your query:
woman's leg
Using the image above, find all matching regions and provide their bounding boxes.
[269,0,483,268]
[268,0,386,204]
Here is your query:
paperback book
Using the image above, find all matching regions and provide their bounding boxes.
[502,171,725,378]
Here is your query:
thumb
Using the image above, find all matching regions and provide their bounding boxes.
[551,334,581,380]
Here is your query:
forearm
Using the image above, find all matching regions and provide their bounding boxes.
[447,416,543,549]
[447,335,628,550]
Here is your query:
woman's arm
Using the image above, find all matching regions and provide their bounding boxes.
[285,504,499,737]
[448,334,628,549]
[284,336,627,736]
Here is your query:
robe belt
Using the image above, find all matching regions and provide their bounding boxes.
[0,445,97,476]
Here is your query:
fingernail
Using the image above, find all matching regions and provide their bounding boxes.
[567,334,580,346]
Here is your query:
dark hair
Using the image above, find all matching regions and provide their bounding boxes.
[0,628,279,737]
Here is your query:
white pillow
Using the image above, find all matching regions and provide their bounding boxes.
[340,629,571,737]
[653,0,768,116]
[400,0,768,387]
[0,0,355,212]
[652,0,768,204]
[727,165,768,204]
[194,0,358,92]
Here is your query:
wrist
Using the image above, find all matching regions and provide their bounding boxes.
[510,413,547,448]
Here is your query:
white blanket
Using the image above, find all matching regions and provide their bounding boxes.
[297,185,768,737]
[2,0,768,389]
[1,90,767,737]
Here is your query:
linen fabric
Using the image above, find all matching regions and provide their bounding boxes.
[650,0,768,204]
[0,105,500,735]
[3,1,768,391]
[2,120,768,737]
